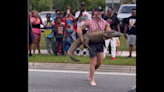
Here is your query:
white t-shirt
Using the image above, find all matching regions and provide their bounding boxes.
[75,11,91,30]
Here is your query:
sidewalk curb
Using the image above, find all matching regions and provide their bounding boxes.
[28,62,136,73]
[29,50,136,57]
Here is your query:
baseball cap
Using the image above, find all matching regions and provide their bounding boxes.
[94,6,103,11]
[81,2,86,6]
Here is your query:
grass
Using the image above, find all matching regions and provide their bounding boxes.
[39,33,136,51]
[28,54,136,66]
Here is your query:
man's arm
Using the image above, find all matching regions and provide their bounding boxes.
[124,18,129,39]
[124,24,128,39]
[105,22,111,31]
[75,10,84,21]
[77,20,89,44]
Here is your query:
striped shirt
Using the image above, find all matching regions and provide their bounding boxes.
[87,18,108,33]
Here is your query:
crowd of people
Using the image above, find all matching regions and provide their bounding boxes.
[28,2,136,86]
[29,2,136,58]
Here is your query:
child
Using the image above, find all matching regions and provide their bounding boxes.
[54,17,66,56]
[43,13,56,55]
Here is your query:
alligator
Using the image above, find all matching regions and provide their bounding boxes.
[67,30,122,62]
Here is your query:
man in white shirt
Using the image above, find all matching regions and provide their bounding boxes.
[75,2,91,56]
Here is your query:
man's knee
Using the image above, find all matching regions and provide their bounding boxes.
[90,57,97,65]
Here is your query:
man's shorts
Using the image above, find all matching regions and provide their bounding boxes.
[89,41,104,58]
[127,34,136,45]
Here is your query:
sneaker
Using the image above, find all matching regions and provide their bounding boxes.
[126,55,132,58]
[29,54,34,57]
[116,51,119,55]
[77,53,80,56]
[112,57,115,60]
[83,51,86,56]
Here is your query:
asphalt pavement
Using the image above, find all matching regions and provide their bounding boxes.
[29,69,136,92]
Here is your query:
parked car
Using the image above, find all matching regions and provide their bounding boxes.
[117,4,136,33]
[39,11,56,31]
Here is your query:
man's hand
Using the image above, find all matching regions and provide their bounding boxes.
[80,8,85,13]
[81,37,85,45]
[62,38,65,42]
[124,34,127,39]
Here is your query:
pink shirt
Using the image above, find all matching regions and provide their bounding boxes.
[30,17,41,34]
[87,18,107,33]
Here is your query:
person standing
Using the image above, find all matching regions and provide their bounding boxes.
[75,2,91,56]
[43,13,56,55]
[103,7,121,60]
[54,17,66,56]
[124,8,136,58]
[77,6,111,86]
[53,10,62,54]
[29,14,34,57]
[30,10,42,54]
[62,6,77,54]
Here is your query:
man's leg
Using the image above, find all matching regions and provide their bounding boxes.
[83,30,87,56]
[95,52,104,69]
[45,37,51,54]
[83,45,87,56]
[90,57,97,86]
[129,45,133,57]
[103,39,111,58]
[110,37,116,60]
[87,43,98,86]
[127,35,136,57]
[50,37,56,54]
[76,33,80,56]
[60,38,65,56]
[55,38,59,56]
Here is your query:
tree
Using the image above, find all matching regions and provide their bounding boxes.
[29,0,106,12]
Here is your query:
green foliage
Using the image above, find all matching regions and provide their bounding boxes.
[29,0,106,12]
[29,0,51,12]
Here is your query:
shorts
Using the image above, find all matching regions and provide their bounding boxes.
[127,34,136,45]
[33,33,41,40]
[89,41,104,58]
[29,32,33,45]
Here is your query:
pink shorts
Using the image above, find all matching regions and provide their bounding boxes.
[33,33,41,40]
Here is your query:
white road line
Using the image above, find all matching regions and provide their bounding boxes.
[29,69,136,76]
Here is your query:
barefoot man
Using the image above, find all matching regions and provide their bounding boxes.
[77,6,111,86]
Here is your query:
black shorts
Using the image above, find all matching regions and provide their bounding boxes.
[29,32,33,45]
[89,41,104,58]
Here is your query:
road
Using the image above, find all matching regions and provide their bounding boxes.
[28,69,136,92]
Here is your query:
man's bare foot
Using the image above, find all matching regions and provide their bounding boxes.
[90,81,96,86]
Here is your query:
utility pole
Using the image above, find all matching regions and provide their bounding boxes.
[120,0,123,6]
[50,0,52,11]
[112,0,114,8]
